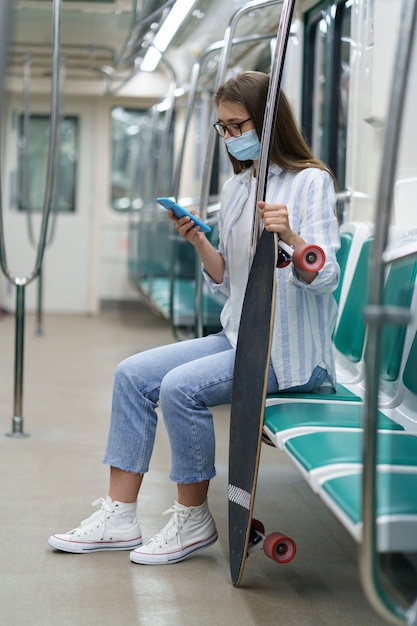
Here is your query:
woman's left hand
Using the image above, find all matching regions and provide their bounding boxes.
[258,201,297,246]
[258,201,318,283]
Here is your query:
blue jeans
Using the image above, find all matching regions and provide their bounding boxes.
[103,331,326,483]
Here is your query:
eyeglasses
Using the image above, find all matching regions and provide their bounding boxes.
[213,117,252,138]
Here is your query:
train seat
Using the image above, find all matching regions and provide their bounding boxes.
[284,430,417,492]
[136,201,225,332]
[263,402,404,451]
[318,471,417,552]
[274,329,417,551]
[264,295,417,450]
[264,240,417,440]
[333,221,372,315]
[149,276,225,328]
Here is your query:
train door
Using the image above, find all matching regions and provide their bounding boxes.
[303,0,352,203]
[1,97,95,314]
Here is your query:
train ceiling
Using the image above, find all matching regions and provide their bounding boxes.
[6,0,282,95]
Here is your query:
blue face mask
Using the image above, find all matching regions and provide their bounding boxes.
[225,128,261,161]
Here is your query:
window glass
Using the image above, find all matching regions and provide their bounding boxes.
[303,0,353,193]
[333,0,352,190]
[18,114,78,212]
[110,106,174,212]
[311,16,327,159]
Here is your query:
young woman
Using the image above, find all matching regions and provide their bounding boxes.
[49,71,340,564]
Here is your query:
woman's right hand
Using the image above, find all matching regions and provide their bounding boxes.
[168,209,207,246]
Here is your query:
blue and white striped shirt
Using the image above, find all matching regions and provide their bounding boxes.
[203,163,340,390]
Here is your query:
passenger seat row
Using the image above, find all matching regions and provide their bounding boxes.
[263,222,417,553]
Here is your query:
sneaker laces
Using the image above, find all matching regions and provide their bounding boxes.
[70,497,114,536]
[145,504,189,550]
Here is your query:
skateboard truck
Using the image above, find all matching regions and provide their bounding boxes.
[277,240,326,272]
[248,518,297,564]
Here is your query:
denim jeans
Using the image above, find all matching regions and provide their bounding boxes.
[103,331,327,484]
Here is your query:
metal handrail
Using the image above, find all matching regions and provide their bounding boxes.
[0,0,63,436]
[0,0,13,125]
[361,0,417,623]
[194,0,282,337]
[169,32,277,340]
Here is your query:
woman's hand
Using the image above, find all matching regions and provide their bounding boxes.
[258,201,318,283]
[258,201,299,247]
[167,209,206,246]
[167,209,225,284]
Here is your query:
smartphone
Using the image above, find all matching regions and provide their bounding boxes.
[157,197,211,233]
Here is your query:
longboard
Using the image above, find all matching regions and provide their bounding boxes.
[228,0,305,587]
[228,231,322,586]
[228,227,279,587]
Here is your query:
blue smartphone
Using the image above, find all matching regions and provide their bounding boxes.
[157,197,211,233]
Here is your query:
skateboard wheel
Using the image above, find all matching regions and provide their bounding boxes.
[263,532,296,564]
[251,518,265,534]
[292,244,325,272]
[276,248,291,269]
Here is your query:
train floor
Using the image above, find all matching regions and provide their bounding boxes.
[0,305,391,625]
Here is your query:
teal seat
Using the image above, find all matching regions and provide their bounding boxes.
[264,252,417,437]
[333,230,353,305]
[296,330,417,549]
[285,430,417,491]
[263,403,403,450]
[333,238,373,369]
[143,276,224,327]
[266,382,361,404]
[265,236,374,408]
[319,472,417,551]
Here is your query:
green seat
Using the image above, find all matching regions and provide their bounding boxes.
[284,430,417,491]
[320,472,417,551]
[263,403,403,450]
[264,253,417,438]
[333,238,373,364]
[307,330,417,548]
[333,231,353,305]
[266,382,361,404]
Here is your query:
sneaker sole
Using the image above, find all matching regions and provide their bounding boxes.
[129,531,218,565]
[48,535,142,553]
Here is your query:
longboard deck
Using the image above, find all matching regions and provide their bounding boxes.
[228,228,278,586]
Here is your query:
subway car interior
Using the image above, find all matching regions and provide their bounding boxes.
[1,0,417,624]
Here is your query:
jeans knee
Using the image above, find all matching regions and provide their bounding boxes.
[159,372,183,409]
[114,357,130,385]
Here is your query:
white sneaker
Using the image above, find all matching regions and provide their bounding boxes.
[130,500,217,565]
[48,496,142,553]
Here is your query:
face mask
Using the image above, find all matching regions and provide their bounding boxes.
[225,128,261,161]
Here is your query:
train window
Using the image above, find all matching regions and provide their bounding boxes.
[312,14,327,159]
[331,0,352,191]
[110,106,174,212]
[17,114,79,213]
[303,0,353,191]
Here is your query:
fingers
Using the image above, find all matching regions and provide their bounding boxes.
[258,202,292,238]
[174,215,202,241]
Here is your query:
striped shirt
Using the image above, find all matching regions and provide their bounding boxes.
[203,163,340,390]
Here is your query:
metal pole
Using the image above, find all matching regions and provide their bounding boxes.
[195,0,282,337]
[360,0,417,623]
[6,285,28,437]
[0,0,63,436]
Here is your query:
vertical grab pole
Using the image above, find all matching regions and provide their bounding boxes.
[360,0,417,623]
[11,285,27,436]
[2,0,63,437]
[195,0,281,337]
[0,1,12,120]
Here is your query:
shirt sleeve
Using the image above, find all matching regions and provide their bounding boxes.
[201,186,230,297]
[287,169,340,294]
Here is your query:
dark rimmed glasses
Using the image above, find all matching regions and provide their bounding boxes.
[213,117,252,137]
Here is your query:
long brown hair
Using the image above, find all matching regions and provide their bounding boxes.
[214,71,336,185]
